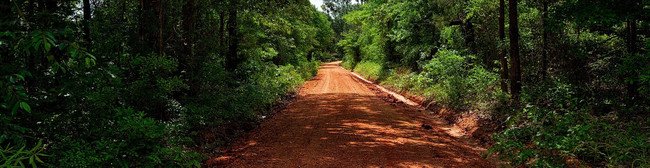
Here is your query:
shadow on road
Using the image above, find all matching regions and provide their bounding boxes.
[208,93,490,168]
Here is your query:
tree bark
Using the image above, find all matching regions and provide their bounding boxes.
[464,20,476,58]
[354,45,361,64]
[541,0,548,80]
[627,19,638,97]
[182,0,198,94]
[156,0,163,56]
[508,0,522,98]
[627,20,638,54]
[182,0,195,62]
[218,11,225,47]
[498,0,509,93]
[139,0,163,55]
[139,0,145,45]
[83,0,91,48]
[386,20,396,63]
[225,0,240,71]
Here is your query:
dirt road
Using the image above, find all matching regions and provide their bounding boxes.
[207,62,494,168]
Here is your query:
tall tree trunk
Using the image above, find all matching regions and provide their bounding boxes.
[2,1,12,64]
[139,0,145,46]
[508,0,522,98]
[42,0,58,28]
[181,0,195,63]
[354,45,361,64]
[225,0,240,71]
[83,0,91,48]
[386,20,396,63]
[27,0,34,25]
[218,11,225,47]
[627,20,638,54]
[156,0,163,56]
[120,0,127,63]
[498,0,509,93]
[139,0,163,56]
[182,0,197,94]
[627,19,638,97]
[464,20,476,59]
[541,0,548,79]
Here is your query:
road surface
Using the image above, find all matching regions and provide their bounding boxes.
[207,62,493,168]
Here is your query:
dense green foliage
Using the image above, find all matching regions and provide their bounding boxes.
[335,0,649,167]
[1,0,333,167]
[2,0,648,167]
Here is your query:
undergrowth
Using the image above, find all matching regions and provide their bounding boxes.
[343,49,649,167]
[346,49,508,113]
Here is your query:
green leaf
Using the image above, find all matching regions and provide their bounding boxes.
[20,102,31,113]
[71,49,78,58]
[11,102,19,115]
[31,140,42,152]
[29,157,35,167]
[58,43,66,50]
[44,40,51,52]
[15,74,25,80]
[85,57,92,67]
[35,155,43,163]
[33,38,41,51]
[45,31,55,40]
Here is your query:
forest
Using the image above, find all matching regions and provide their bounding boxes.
[1,0,648,167]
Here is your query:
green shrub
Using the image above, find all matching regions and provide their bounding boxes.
[1,140,46,167]
[491,83,650,167]
[341,54,357,70]
[351,49,507,112]
[381,68,425,93]
[619,40,650,98]
[491,105,650,167]
[353,61,383,81]
[387,49,507,111]
[52,108,203,167]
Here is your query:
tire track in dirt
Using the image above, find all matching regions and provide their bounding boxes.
[206,62,495,168]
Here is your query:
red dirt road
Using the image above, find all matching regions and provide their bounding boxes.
[207,62,494,168]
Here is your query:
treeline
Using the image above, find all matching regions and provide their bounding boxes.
[330,0,649,167]
[1,0,334,167]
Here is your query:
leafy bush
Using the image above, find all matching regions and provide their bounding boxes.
[1,140,46,167]
[180,60,319,130]
[341,54,357,70]
[346,48,507,112]
[619,40,650,98]
[353,61,384,81]
[51,108,203,167]
[380,49,507,112]
[491,104,650,167]
[491,81,650,167]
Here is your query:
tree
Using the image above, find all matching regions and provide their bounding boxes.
[540,0,548,79]
[83,0,91,47]
[323,0,360,55]
[139,0,164,56]
[508,0,521,98]
[499,0,509,92]
[181,0,201,95]
[225,0,240,71]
